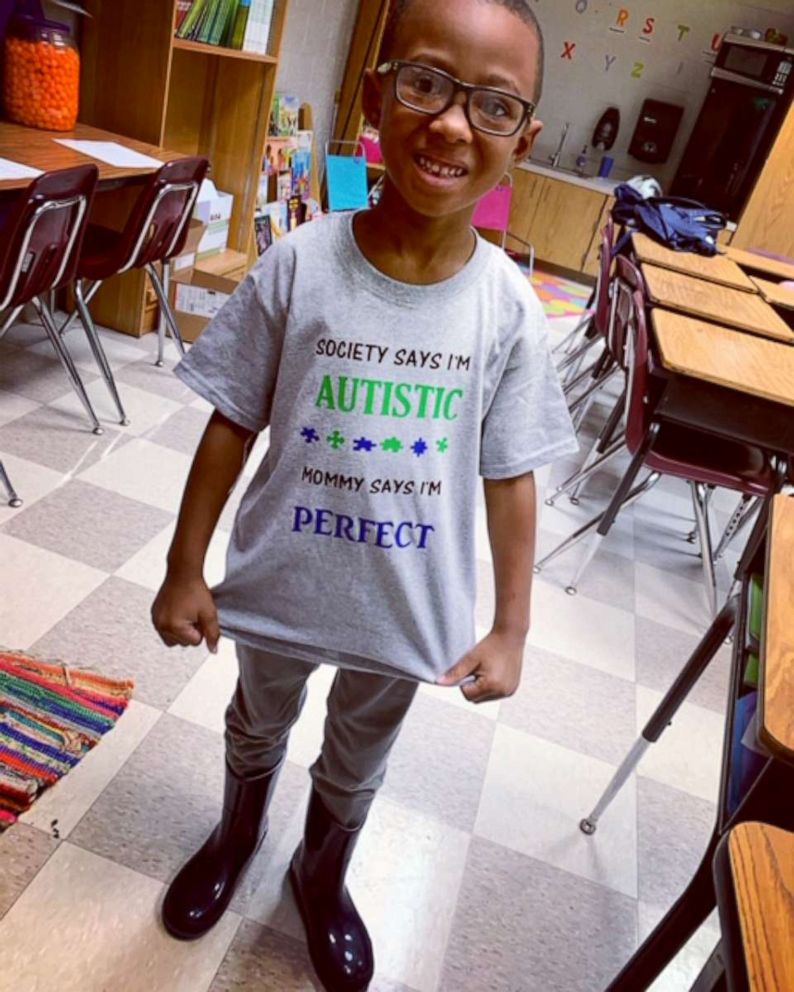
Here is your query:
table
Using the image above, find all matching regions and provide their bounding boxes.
[642,263,794,342]
[750,276,794,311]
[0,121,181,191]
[725,246,794,283]
[652,309,794,407]
[716,822,794,992]
[632,233,757,292]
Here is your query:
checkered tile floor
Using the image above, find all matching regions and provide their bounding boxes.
[0,308,741,992]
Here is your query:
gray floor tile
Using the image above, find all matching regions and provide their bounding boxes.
[439,837,637,992]
[0,319,50,349]
[0,404,127,473]
[637,777,715,909]
[31,576,207,710]
[0,823,58,919]
[499,645,637,764]
[1,479,173,571]
[209,917,419,992]
[0,346,99,404]
[379,693,495,832]
[114,358,198,403]
[146,405,211,456]
[535,534,636,613]
[634,616,732,713]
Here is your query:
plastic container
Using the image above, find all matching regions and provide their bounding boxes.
[3,15,80,131]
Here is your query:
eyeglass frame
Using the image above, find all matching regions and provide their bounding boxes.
[376,59,536,137]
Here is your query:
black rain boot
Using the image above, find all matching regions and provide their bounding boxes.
[162,762,278,940]
[289,790,374,992]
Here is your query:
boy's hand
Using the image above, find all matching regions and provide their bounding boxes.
[437,629,526,704]
[151,573,220,654]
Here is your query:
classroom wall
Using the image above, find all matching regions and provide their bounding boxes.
[276,0,359,179]
[530,0,794,190]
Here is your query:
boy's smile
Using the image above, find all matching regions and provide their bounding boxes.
[363,0,543,222]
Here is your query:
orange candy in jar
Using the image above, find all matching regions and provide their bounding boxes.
[4,17,80,132]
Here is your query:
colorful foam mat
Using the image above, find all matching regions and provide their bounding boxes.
[530,266,592,318]
[0,651,134,830]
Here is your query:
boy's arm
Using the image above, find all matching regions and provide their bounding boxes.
[151,409,256,653]
[438,472,536,702]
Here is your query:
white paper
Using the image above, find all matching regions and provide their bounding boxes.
[54,140,163,169]
[0,157,43,181]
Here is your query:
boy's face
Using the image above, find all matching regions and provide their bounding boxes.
[364,0,543,221]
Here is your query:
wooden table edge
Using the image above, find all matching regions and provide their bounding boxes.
[631,233,757,292]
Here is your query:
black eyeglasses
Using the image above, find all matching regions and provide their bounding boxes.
[377,60,535,137]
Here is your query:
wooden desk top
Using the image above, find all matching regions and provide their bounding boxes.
[632,233,757,292]
[651,308,794,408]
[643,264,794,343]
[726,246,794,282]
[760,494,794,761]
[0,121,183,191]
[751,276,794,311]
[727,822,794,992]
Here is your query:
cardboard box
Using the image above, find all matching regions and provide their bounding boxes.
[169,267,242,344]
[170,218,206,276]
[194,179,234,259]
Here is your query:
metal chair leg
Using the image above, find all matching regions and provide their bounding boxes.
[0,304,24,340]
[551,310,592,356]
[33,297,103,435]
[691,481,718,616]
[0,460,23,507]
[569,389,627,504]
[580,595,738,834]
[545,435,625,507]
[713,495,759,562]
[74,280,130,426]
[147,261,185,367]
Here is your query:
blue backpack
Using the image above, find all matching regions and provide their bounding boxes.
[611,183,726,257]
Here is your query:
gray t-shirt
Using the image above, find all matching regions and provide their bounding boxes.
[174,211,577,683]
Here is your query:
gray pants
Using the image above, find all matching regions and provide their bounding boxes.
[225,643,419,828]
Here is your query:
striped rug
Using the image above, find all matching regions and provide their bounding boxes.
[0,651,134,830]
[530,267,593,318]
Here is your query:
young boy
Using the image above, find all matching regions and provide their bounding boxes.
[152,1,576,988]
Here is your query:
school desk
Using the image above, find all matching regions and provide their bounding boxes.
[726,246,794,283]
[631,233,757,292]
[0,121,181,191]
[641,264,794,343]
[750,276,794,311]
[714,822,794,992]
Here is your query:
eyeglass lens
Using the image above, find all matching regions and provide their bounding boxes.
[395,64,526,134]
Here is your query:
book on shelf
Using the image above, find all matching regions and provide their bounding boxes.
[228,0,251,49]
[175,0,241,47]
[243,0,275,54]
[175,0,195,32]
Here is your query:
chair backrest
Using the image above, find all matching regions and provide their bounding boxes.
[607,253,644,367]
[624,287,654,456]
[119,156,209,271]
[0,165,98,309]
[472,179,513,245]
[591,219,615,336]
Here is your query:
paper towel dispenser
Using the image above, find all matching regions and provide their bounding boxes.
[629,99,684,164]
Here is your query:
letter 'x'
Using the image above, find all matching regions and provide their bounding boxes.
[562,41,576,60]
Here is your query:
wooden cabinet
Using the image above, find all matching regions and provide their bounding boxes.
[78,0,290,335]
[733,101,794,258]
[508,168,609,277]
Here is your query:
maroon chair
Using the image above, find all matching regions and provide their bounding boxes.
[69,156,209,383]
[0,164,104,436]
[535,288,776,616]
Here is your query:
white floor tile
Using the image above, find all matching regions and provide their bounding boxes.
[167,640,239,733]
[0,534,107,649]
[475,724,638,898]
[0,391,39,428]
[49,378,182,436]
[115,520,229,592]
[528,577,636,680]
[77,438,191,513]
[0,843,240,992]
[0,451,64,520]
[28,329,145,374]
[635,686,725,803]
[21,701,162,838]
[640,903,721,992]
[635,561,710,635]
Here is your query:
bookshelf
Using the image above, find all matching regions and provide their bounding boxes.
[78,0,290,336]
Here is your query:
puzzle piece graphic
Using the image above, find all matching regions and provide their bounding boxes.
[301,427,320,444]
[327,429,345,449]
[381,437,403,453]
[436,438,449,453]
[353,437,376,452]
[411,438,428,457]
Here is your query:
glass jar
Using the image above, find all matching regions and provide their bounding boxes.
[4,15,80,131]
